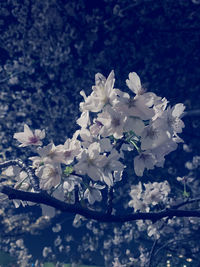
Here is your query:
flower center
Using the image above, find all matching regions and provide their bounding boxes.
[64,151,72,159]
[29,135,39,144]
[111,117,120,127]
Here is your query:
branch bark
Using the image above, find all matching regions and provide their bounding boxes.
[1,185,200,223]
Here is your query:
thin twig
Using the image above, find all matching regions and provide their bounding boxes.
[0,160,40,192]
[171,197,200,209]
[106,186,113,215]
[148,239,158,267]
[184,109,200,117]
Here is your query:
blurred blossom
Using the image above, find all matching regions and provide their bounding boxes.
[129,181,170,212]
[42,246,52,258]
[52,223,61,233]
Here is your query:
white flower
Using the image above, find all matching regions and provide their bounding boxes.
[99,138,113,152]
[124,116,145,136]
[97,106,127,139]
[84,182,105,204]
[154,103,185,134]
[140,123,169,150]
[74,142,106,181]
[100,149,124,186]
[79,70,118,112]
[36,163,62,190]
[76,111,91,128]
[77,128,94,148]
[128,182,148,212]
[147,224,160,239]
[89,119,104,136]
[126,72,145,95]
[144,181,171,206]
[56,137,82,165]
[129,181,170,212]
[2,166,36,208]
[134,151,156,177]
[63,175,82,192]
[115,92,155,120]
[152,97,168,120]
[29,142,63,167]
[13,124,45,147]
[151,138,178,167]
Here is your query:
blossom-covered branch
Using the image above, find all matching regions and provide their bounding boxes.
[0,70,189,224]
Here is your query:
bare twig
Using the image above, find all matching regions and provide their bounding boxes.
[148,239,158,267]
[171,197,200,209]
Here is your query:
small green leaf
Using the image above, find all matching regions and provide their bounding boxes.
[64,166,74,176]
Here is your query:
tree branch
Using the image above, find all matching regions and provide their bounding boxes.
[183,109,200,117]
[1,185,200,223]
[171,197,200,209]
[0,160,40,192]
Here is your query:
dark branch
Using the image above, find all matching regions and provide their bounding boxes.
[1,185,200,223]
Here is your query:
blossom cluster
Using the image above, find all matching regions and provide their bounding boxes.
[128,181,171,212]
[6,70,185,211]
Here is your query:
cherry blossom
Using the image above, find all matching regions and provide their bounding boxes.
[133,151,156,177]
[56,137,81,165]
[97,105,127,139]
[84,182,105,204]
[115,91,155,120]
[63,175,82,192]
[126,72,145,95]
[79,70,118,113]
[10,70,185,215]
[13,124,45,147]
[74,142,106,181]
[36,163,62,190]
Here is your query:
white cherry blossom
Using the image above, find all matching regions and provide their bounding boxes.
[140,123,169,150]
[97,105,127,139]
[76,110,91,128]
[115,92,155,120]
[36,163,62,190]
[56,137,81,165]
[100,149,125,186]
[63,175,82,192]
[13,124,45,147]
[79,70,118,112]
[84,182,105,204]
[134,151,156,177]
[74,142,106,181]
[154,103,185,134]
[126,72,144,95]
